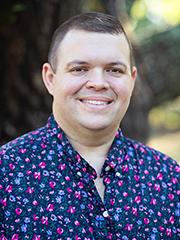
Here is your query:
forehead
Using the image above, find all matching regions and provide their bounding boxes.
[57,30,130,65]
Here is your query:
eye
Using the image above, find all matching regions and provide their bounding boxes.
[69,66,88,75]
[106,68,124,76]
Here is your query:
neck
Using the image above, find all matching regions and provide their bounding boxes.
[67,134,114,176]
[53,113,118,176]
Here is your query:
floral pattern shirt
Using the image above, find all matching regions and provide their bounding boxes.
[0,115,179,240]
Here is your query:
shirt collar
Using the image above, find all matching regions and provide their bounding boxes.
[46,114,130,182]
[46,115,97,183]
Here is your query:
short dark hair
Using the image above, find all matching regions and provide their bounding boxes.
[48,12,133,71]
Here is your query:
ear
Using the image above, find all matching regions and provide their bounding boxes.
[42,63,56,95]
[131,66,137,81]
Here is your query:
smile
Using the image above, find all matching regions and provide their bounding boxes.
[80,100,111,105]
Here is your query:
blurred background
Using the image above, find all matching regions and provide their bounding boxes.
[0,0,180,161]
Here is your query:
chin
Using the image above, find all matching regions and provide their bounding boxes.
[80,121,113,132]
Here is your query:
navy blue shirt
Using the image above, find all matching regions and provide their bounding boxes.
[0,115,179,239]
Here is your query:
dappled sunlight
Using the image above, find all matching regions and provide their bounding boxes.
[131,0,180,26]
[148,131,180,162]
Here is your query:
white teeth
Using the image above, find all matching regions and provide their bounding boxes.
[82,100,108,105]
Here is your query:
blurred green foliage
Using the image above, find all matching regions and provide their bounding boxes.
[130,0,180,40]
[149,97,180,130]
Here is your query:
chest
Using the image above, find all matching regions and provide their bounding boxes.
[2,168,178,239]
[94,177,105,202]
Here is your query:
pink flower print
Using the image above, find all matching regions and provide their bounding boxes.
[49,181,56,188]
[57,227,64,235]
[1,198,7,206]
[0,184,3,190]
[154,184,161,192]
[157,211,162,217]
[67,187,72,193]
[150,198,157,205]
[159,226,165,232]
[88,204,94,210]
[26,187,34,194]
[9,163,15,170]
[123,192,128,197]
[156,172,163,180]
[144,170,149,175]
[132,207,138,216]
[74,191,81,199]
[168,193,174,200]
[118,180,123,186]
[67,206,76,214]
[75,235,81,240]
[39,162,46,168]
[40,143,47,148]
[32,200,38,206]
[74,220,80,226]
[143,218,150,224]
[19,148,26,154]
[104,177,111,184]
[124,205,130,211]
[122,165,129,172]
[34,172,41,180]
[134,196,141,204]
[15,208,22,215]
[12,234,19,240]
[46,204,54,212]
[75,154,81,163]
[154,155,160,161]
[175,165,180,173]
[26,170,32,175]
[147,182,152,187]
[58,163,66,170]
[57,133,62,139]
[25,158,30,162]
[0,234,8,240]
[166,228,172,237]
[125,223,133,231]
[89,227,94,233]
[32,235,41,240]
[134,175,140,182]
[140,147,146,153]
[138,159,144,165]
[110,198,115,206]
[41,216,48,225]
[171,177,178,184]
[5,184,13,193]
[77,181,84,188]
[33,214,39,221]
[169,216,175,224]
[65,176,71,181]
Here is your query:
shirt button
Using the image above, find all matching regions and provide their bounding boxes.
[115,172,121,177]
[77,171,82,177]
[103,210,109,218]
[105,166,111,172]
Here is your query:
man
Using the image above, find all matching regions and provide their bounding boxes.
[0,12,179,240]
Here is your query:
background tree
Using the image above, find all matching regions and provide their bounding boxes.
[0,0,179,145]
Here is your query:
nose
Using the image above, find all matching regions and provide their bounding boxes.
[85,69,110,91]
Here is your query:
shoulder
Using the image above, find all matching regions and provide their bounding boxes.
[0,125,47,161]
[124,136,179,178]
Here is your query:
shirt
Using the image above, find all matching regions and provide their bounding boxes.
[0,115,179,240]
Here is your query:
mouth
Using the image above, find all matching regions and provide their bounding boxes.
[77,97,113,110]
[79,99,112,106]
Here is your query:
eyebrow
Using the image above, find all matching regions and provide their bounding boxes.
[107,62,127,70]
[66,61,89,68]
[66,60,127,69]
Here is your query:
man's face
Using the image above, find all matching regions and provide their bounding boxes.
[43,30,137,133]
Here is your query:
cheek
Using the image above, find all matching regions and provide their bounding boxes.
[112,81,133,100]
[57,77,85,96]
